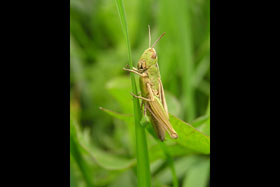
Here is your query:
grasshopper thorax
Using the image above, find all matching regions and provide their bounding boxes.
[137,48,157,71]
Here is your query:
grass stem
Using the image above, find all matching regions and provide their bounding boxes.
[115,0,151,186]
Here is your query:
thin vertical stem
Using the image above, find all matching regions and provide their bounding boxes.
[115,0,151,186]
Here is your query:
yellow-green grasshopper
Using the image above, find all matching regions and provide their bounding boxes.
[123,26,178,141]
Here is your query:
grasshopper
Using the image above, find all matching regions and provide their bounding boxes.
[123,26,178,141]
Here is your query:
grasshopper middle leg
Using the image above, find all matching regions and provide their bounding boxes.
[130,93,153,102]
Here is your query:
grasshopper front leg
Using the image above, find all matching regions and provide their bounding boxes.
[123,65,147,77]
[123,67,145,77]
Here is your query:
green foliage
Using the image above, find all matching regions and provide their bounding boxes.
[70,0,210,186]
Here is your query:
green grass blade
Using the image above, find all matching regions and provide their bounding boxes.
[114,0,151,186]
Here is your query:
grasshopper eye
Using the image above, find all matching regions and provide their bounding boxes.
[151,52,156,59]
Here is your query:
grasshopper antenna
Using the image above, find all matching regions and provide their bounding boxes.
[152,32,166,48]
[148,25,151,48]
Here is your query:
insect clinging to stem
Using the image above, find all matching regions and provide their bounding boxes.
[123,25,178,141]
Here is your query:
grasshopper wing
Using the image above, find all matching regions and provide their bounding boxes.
[147,97,178,139]
[158,78,169,119]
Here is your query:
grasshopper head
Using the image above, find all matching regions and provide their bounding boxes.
[137,48,157,70]
[137,27,166,71]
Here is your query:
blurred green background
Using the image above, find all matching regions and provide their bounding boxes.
[70,0,210,186]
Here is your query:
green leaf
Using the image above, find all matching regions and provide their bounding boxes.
[100,107,210,154]
[169,114,210,154]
